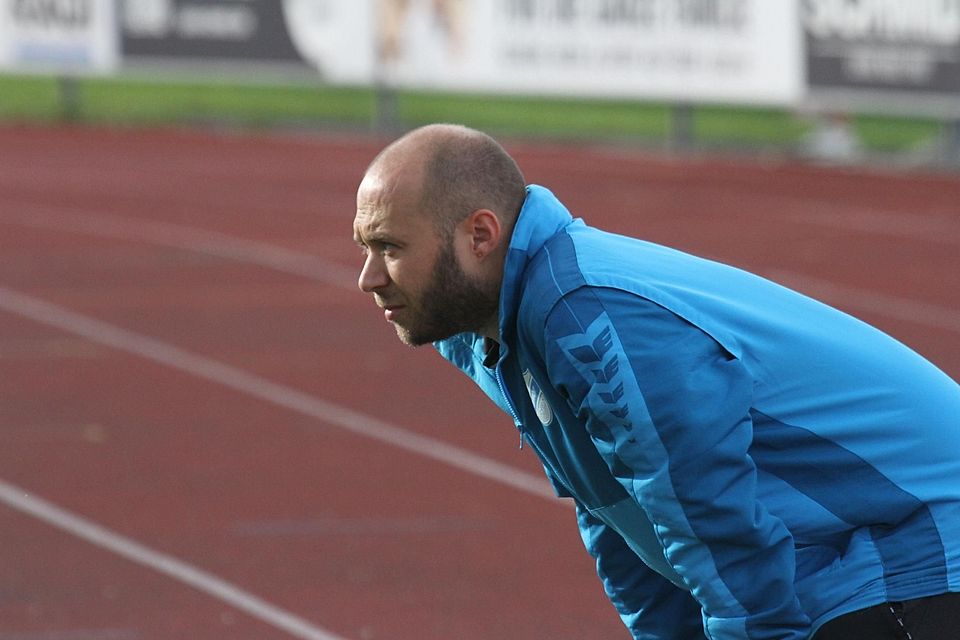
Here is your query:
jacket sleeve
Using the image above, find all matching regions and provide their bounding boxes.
[538,286,811,640]
[576,501,708,640]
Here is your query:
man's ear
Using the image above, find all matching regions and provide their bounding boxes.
[463,209,502,259]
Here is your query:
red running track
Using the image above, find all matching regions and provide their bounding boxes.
[0,125,957,640]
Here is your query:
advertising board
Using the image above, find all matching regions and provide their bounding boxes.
[116,0,803,105]
[803,0,960,116]
[0,0,118,73]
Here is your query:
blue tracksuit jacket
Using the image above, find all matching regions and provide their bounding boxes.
[435,185,960,639]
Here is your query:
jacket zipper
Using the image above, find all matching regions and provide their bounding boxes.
[495,357,572,496]
[495,365,525,449]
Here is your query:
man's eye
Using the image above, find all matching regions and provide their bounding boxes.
[358,240,399,256]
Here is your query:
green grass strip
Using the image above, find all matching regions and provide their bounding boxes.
[0,72,944,153]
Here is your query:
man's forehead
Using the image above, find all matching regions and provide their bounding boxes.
[359,158,420,202]
[352,201,388,241]
[354,186,430,243]
[357,161,424,210]
[357,167,389,197]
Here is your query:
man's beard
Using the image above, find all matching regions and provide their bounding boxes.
[395,241,500,347]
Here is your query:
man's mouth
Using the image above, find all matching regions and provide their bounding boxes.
[381,305,404,322]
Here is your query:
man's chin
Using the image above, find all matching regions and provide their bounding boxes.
[393,323,430,347]
[393,322,458,347]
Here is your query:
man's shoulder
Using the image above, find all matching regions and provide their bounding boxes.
[520,223,657,310]
[513,231,638,352]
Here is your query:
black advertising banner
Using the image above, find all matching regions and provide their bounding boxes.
[119,0,309,65]
[803,0,960,97]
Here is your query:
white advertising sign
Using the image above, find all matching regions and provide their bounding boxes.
[0,0,118,74]
[293,0,803,105]
[283,0,376,81]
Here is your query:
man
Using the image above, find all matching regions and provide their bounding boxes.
[352,124,960,639]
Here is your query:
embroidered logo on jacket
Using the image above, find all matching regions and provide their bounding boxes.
[556,314,636,435]
[522,369,555,426]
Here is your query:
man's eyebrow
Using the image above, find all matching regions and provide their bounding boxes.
[354,233,400,254]
[358,231,398,245]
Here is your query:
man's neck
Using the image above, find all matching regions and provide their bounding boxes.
[477,314,500,342]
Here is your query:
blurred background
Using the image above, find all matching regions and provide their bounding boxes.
[1,0,959,169]
[1,3,959,639]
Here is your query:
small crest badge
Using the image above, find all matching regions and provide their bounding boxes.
[522,369,555,426]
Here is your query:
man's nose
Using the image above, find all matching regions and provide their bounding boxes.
[358,253,389,292]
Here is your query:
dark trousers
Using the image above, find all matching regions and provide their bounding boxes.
[813,592,960,640]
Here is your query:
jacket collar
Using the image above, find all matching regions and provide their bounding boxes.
[497,185,574,346]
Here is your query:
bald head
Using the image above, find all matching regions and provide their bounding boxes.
[363,124,526,240]
[355,125,520,344]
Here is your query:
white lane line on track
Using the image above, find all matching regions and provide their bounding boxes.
[0,478,348,640]
[0,204,357,289]
[0,285,554,638]
[0,286,556,502]
[0,205,556,638]
[1,202,957,335]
